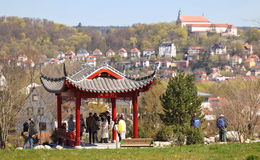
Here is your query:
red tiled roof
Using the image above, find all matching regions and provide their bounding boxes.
[130,48,140,53]
[189,46,204,50]
[119,48,127,53]
[180,16,210,22]
[248,54,259,59]
[106,49,114,53]
[93,49,101,53]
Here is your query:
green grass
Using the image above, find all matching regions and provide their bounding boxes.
[1,143,260,160]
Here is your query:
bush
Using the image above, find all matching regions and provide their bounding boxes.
[246,155,260,160]
[186,127,204,145]
[156,125,174,141]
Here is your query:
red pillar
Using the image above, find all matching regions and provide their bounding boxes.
[56,94,62,128]
[111,98,117,141]
[75,97,81,146]
[132,95,138,138]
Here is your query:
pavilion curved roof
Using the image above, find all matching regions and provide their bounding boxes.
[40,64,156,94]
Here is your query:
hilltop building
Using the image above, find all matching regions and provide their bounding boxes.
[176,10,237,36]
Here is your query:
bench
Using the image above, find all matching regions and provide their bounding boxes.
[120,138,153,147]
[56,128,75,146]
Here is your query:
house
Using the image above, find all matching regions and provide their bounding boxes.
[186,46,204,61]
[0,72,6,91]
[250,66,260,76]
[116,61,133,70]
[135,59,150,68]
[106,49,115,57]
[173,60,189,68]
[187,24,237,36]
[16,55,35,67]
[48,58,61,65]
[230,55,242,66]
[17,55,28,62]
[65,51,75,60]
[243,43,253,54]
[77,49,89,57]
[128,48,141,58]
[158,42,176,57]
[154,60,171,69]
[17,86,55,143]
[118,48,128,58]
[56,52,65,59]
[211,43,227,55]
[164,70,176,78]
[244,55,259,68]
[187,46,204,54]
[142,49,156,57]
[86,55,97,67]
[93,49,103,56]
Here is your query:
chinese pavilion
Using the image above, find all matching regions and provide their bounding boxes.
[40,64,156,146]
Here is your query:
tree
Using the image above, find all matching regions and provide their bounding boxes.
[160,73,203,126]
[160,73,203,144]
[0,64,29,148]
[139,80,166,138]
[212,80,260,141]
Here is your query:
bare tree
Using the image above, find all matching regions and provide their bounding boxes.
[214,80,260,141]
[0,64,29,148]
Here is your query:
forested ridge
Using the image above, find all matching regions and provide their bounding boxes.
[0,16,259,58]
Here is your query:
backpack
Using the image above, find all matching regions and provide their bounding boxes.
[193,119,201,128]
[217,118,225,128]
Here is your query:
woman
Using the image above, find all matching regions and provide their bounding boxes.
[101,115,109,143]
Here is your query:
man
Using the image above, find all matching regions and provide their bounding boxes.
[216,114,228,142]
[23,118,37,149]
[86,112,97,144]
[68,114,75,132]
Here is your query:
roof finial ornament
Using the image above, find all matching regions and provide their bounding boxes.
[63,63,67,77]
[178,9,182,20]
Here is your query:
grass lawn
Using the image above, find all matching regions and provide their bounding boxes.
[1,143,260,160]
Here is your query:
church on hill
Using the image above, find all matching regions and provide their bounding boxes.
[176,10,237,36]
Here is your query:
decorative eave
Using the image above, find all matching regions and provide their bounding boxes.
[40,64,156,94]
[40,72,67,93]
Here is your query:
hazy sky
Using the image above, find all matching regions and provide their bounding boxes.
[0,0,259,27]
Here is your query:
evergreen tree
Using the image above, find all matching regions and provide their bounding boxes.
[160,72,202,126]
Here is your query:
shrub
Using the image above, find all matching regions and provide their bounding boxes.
[186,127,204,145]
[246,155,260,160]
[156,125,174,141]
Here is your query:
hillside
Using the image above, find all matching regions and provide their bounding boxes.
[0,16,259,59]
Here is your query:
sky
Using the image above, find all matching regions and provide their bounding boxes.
[0,0,259,27]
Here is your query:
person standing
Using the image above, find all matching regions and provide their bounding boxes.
[93,113,100,142]
[86,112,97,144]
[101,115,109,143]
[68,114,75,132]
[80,114,85,140]
[23,118,37,149]
[191,114,201,128]
[216,114,228,142]
[118,114,126,141]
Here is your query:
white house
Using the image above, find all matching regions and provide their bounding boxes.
[211,43,227,55]
[93,49,102,56]
[129,48,141,58]
[118,48,128,58]
[106,49,115,57]
[159,42,176,57]
[76,49,89,57]
[143,49,156,57]
[86,56,97,67]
